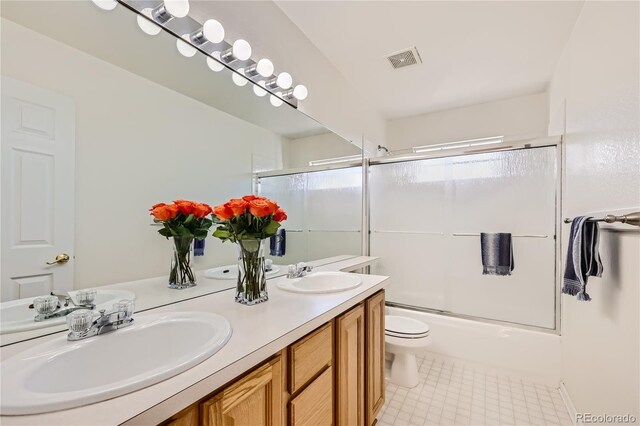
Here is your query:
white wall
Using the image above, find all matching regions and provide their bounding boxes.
[386,93,549,151]
[548,1,640,419]
[284,132,361,168]
[188,1,387,149]
[1,19,286,289]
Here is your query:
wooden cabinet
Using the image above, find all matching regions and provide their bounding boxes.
[161,290,385,426]
[200,355,283,426]
[366,291,386,425]
[289,366,333,426]
[288,322,333,394]
[161,404,199,426]
[336,303,366,426]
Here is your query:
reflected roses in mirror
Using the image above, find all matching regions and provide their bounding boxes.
[150,200,213,289]
[212,195,287,305]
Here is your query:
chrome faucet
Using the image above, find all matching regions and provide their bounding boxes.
[287,262,313,278]
[32,291,96,322]
[66,300,134,341]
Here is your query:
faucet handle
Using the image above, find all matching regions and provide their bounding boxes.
[75,290,97,305]
[114,299,135,319]
[287,264,296,276]
[33,295,60,315]
[67,309,94,334]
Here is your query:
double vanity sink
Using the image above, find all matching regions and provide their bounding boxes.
[0,259,380,422]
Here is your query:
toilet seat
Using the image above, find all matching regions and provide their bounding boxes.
[385,315,430,339]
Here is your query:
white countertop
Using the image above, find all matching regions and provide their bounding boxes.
[0,257,386,426]
[1,255,376,346]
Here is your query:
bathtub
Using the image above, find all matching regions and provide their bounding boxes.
[385,306,562,386]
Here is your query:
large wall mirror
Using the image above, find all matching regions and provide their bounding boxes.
[0,0,363,345]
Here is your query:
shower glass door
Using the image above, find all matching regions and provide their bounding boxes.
[258,166,363,265]
[369,146,557,329]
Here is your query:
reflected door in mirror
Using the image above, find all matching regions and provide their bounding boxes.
[1,77,75,301]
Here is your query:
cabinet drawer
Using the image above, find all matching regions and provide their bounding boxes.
[290,366,333,426]
[289,321,333,394]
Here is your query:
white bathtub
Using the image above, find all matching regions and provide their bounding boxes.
[385,306,562,386]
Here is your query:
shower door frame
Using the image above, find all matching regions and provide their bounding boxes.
[364,135,563,334]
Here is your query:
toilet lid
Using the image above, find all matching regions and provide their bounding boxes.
[385,315,430,338]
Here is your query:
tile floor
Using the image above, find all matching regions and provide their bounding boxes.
[377,355,572,426]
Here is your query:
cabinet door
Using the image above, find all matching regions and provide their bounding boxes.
[201,355,283,426]
[161,404,198,426]
[289,366,333,426]
[366,291,385,425]
[336,303,365,426]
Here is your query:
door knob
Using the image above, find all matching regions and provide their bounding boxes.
[46,253,70,265]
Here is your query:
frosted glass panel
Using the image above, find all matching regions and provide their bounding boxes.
[259,166,362,264]
[306,167,362,231]
[370,233,448,311]
[370,158,448,232]
[370,147,557,328]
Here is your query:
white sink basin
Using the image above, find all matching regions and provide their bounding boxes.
[276,271,362,294]
[0,289,136,335]
[0,311,232,415]
[204,264,281,280]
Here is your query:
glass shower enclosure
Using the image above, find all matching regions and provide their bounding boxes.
[257,143,559,330]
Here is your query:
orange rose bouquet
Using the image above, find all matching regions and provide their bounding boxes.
[211,195,287,305]
[150,200,213,240]
[149,200,213,289]
[211,195,287,243]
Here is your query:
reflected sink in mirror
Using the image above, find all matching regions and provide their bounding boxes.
[0,289,135,335]
[0,311,232,415]
[276,271,362,294]
[204,264,282,280]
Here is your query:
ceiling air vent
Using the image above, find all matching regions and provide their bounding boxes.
[386,46,422,70]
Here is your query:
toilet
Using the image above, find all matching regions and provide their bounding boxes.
[385,315,432,388]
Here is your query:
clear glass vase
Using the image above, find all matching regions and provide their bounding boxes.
[168,236,196,289]
[235,239,268,305]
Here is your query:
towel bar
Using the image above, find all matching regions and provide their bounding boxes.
[452,233,548,238]
[563,212,640,227]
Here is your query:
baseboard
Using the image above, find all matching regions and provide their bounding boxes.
[559,381,579,425]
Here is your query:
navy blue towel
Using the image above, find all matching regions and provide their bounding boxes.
[193,238,205,256]
[562,216,603,301]
[481,233,514,276]
[270,228,286,257]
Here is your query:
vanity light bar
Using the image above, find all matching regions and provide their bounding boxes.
[412,136,504,153]
[93,0,309,107]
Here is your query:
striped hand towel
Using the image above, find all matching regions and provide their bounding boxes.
[480,233,514,276]
[562,216,603,301]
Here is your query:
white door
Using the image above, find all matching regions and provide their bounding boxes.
[1,76,75,301]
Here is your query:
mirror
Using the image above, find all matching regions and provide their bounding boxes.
[0,0,363,345]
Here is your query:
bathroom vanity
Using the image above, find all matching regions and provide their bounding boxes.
[163,289,385,426]
[0,260,387,426]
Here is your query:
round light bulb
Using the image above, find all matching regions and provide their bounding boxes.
[232,39,252,61]
[253,81,268,97]
[92,0,117,10]
[276,72,293,89]
[164,0,189,18]
[206,53,224,72]
[177,34,196,57]
[293,84,308,101]
[232,69,248,87]
[270,92,284,107]
[255,59,274,78]
[137,9,162,35]
[202,19,225,43]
